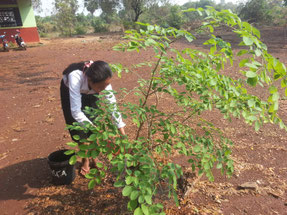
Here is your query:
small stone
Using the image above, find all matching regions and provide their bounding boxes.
[268,191,281,199]
[215,199,221,204]
[238,182,258,190]
[256,180,262,185]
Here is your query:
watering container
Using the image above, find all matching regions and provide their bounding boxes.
[48,149,76,185]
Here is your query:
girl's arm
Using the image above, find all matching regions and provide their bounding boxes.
[68,71,93,124]
[104,84,126,129]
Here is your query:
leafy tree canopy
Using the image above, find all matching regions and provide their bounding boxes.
[84,0,99,15]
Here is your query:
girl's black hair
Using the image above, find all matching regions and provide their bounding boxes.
[62,61,86,75]
[85,61,112,83]
[62,60,112,83]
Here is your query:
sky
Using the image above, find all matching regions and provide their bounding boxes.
[36,0,241,17]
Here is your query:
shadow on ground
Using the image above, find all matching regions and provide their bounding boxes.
[0,158,50,201]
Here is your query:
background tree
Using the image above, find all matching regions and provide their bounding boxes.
[54,0,79,36]
[166,5,184,29]
[141,3,183,28]
[238,0,270,23]
[122,0,145,22]
[99,0,120,23]
[121,0,166,22]
[194,0,215,8]
[32,0,42,13]
[84,0,99,16]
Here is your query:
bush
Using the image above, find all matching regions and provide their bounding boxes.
[74,24,87,35]
[166,5,183,29]
[91,17,108,33]
[67,7,287,214]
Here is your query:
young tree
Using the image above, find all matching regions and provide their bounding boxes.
[54,0,79,36]
[66,7,287,214]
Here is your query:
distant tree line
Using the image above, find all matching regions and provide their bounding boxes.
[34,0,287,37]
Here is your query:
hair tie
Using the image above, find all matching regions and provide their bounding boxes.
[83,60,93,72]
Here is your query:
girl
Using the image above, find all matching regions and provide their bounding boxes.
[60,60,126,176]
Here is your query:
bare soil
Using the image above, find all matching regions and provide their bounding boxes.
[0,27,287,215]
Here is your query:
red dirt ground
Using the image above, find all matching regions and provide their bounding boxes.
[0,28,286,215]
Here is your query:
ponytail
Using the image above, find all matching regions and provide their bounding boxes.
[62,61,86,76]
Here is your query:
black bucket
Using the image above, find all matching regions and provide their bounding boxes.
[48,149,76,185]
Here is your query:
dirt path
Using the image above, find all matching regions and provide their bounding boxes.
[0,28,286,214]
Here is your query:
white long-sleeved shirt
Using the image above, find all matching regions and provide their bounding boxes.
[63,69,126,128]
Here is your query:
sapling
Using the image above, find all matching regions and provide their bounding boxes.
[65,7,287,215]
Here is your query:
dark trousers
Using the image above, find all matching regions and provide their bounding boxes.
[60,79,98,142]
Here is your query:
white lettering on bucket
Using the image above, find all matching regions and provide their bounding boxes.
[52,169,68,178]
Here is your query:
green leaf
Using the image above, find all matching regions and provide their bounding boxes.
[269,86,277,94]
[255,49,262,57]
[130,190,140,200]
[255,121,260,131]
[128,200,138,211]
[245,63,258,69]
[185,34,194,42]
[252,27,261,38]
[77,150,87,158]
[173,190,179,206]
[79,144,89,150]
[246,71,257,78]
[138,195,145,204]
[193,145,201,153]
[88,179,96,189]
[144,195,152,205]
[237,49,248,56]
[243,36,253,46]
[269,102,279,112]
[122,186,133,197]
[72,135,80,141]
[134,207,143,215]
[85,173,94,179]
[96,162,103,168]
[141,204,150,215]
[247,99,256,107]
[66,142,78,147]
[64,150,75,155]
[126,176,133,185]
[114,180,125,187]
[147,25,154,31]
[102,132,108,140]
[170,125,176,134]
[69,155,77,165]
[216,163,222,169]
[272,92,279,102]
[88,134,98,141]
[247,77,258,86]
[239,59,249,67]
[91,150,98,159]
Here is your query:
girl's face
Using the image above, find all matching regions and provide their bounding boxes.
[88,77,111,93]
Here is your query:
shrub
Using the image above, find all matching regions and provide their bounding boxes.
[74,24,87,35]
[66,7,287,214]
[91,17,108,33]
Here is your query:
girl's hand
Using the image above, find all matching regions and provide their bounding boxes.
[118,127,126,136]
